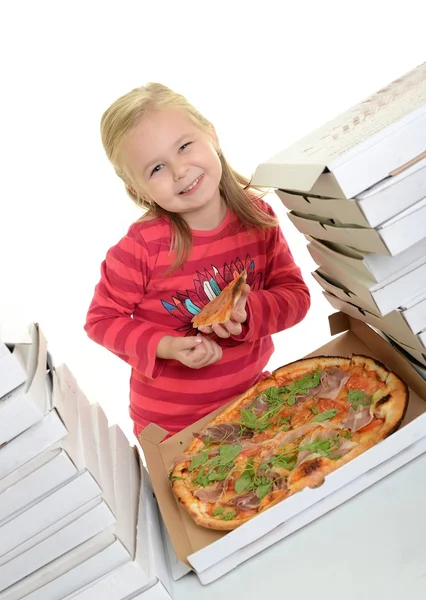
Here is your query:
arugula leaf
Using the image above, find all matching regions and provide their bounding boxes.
[348,389,371,410]
[279,370,322,406]
[170,476,184,481]
[222,510,237,520]
[212,507,236,520]
[257,483,272,500]
[270,453,297,470]
[235,471,253,493]
[309,406,319,415]
[311,409,338,422]
[299,436,340,457]
[235,457,255,493]
[219,444,242,463]
[240,409,266,431]
[204,436,211,446]
[343,430,351,440]
[188,451,209,472]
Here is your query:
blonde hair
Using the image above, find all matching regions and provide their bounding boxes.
[100,82,277,270]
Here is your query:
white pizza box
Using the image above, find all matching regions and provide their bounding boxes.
[55,364,141,555]
[53,364,86,469]
[311,269,381,316]
[287,195,426,256]
[0,448,77,523]
[252,63,426,200]
[275,154,426,228]
[0,340,27,400]
[67,464,171,600]
[0,323,50,444]
[0,537,131,600]
[0,469,102,558]
[308,242,426,316]
[305,234,426,284]
[91,402,116,514]
[400,291,426,336]
[0,462,169,600]
[139,313,426,584]
[308,240,426,315]
[322,291,426,354]
[109,424,141,556]
[0,408,68,486]
[0,498,115,592]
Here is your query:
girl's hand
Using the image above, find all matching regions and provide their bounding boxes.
[198,284,250,339]
[156,335,222,369]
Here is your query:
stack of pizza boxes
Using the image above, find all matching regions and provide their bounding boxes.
[252,62,426,380]
[0,324,172,600]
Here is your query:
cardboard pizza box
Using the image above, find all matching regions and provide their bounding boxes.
[322,291,426,354]
[252,63,426,200]
[306,234,426,285]
[275,154,426,228]
[1,538,131,600]
[0,339,27,400]
[287,195,426,256]
[0,469,102,558]
[0,409,68,486]
[0,498,115,592]
[139,313,426,584]
[0,463,171,600]
[309,249,426,317]
[0,324,50,444]
[0,448,77,523]
[64,464,171,600]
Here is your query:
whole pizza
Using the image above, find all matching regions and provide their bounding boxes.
[169,354,408,530]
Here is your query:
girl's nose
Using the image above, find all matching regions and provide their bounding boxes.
[172,160,188,181]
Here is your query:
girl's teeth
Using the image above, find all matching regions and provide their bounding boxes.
[182,176,200,193]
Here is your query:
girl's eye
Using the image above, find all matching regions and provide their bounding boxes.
[179,142,192,152]
[150,164,164,177]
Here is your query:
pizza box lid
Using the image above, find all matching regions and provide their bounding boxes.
[139,313,426,583]
[251,63,426,199]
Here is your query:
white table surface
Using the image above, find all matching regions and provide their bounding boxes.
[170,451,426,600]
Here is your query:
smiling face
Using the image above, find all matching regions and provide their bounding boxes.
[121,108,224,228]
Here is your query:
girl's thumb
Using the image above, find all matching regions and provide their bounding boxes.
[183,336,203,348]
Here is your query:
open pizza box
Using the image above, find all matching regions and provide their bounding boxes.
[139,313,426,585]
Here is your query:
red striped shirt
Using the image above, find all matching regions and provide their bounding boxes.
[84,200,310,436]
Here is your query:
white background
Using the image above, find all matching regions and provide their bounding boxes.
[0,0,424,441]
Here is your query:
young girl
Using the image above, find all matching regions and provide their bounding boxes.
[84,82,311,439]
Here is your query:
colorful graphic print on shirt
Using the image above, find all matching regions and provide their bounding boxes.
[160,255,263,335]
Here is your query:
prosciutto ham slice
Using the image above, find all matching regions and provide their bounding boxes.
[310,368,350,400]
[250,393,270,415]
[272,422,321,447]
[194,423,254,444]
[296,428,357,466]
[341,405,373,432]
[226,492,260,510]
[194,482,225,503]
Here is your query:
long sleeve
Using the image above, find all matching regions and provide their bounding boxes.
[84,229,169,379]
[234,222,310,342]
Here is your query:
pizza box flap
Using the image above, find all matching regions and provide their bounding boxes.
[140,423,169,444]
[328,311,351,336]
[139,408,230,565]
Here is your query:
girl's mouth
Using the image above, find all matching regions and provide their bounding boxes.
[179,174,204,195]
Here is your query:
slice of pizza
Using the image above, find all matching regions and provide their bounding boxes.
[192,270,247,328]
[169,354,409,531]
